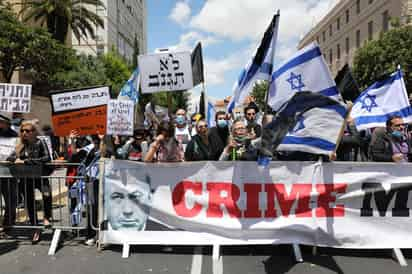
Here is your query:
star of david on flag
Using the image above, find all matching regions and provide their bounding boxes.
[286,72,305,92]
[351,69,412,130]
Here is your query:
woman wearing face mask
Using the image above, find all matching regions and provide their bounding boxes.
[370,115,412,162]
[174,109,191,152]
[208,111,230,160]
[144,121,184,162]
[219,119,258,161]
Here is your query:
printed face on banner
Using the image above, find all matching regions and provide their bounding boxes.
[106,171,152,231]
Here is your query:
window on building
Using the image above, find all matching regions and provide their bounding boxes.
[329,48,333,65]
[368,21,373,40]
[346,9,350,23]
[337,44,341,60]
[316,36,320,44]
[329,24,332,37]
[356,0,361,14]
[369,0,373,4]
[356,29,361,48]
[337,17,340,31]
[382,10,390,32]
[345,37,350,55]
[323,31,326,42]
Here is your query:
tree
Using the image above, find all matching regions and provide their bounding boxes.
[100,50,131,96]
[19,0,104,44]
[353,25,412,93]
[250,81,270,112]
[0,7,75,87]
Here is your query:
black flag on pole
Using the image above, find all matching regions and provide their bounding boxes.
[334,64,360,102]
[191,42,205,87]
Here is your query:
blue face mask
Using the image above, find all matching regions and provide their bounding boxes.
[391,130,404,139]
[217,120,227,128]
[175,115,185,125]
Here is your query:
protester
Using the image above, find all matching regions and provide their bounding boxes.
[174,108,191,151]
[117,127,150,161]
[42,124,60,158]
[208,111,230,160]
[144,121,184,162]
[369,115,411,162]
[336,117,360,161]
[0,114,17,234]
[185,120,213,161]
[219,119,258,161]
[7,120,52,243]
[244,103,262,139]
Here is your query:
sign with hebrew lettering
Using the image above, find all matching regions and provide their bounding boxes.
[139,52,193,93]
[50,86,110,136]
[102,160,412,249]
[0,83,32,113]
[107,100,134,136]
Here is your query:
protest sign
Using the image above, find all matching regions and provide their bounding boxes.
[106,100,134,136]
[102,160,412,249]
[50,86,110,136]
[0,83,32,113]
[0,138,17,160]
[38,136,54,159]
[139,52,193,94]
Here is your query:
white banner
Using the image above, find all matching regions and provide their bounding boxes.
[51,86,110,112]
[0,138,17,160]
[0,83,31,113]
[139,52,193,94]
[102,160,412,248]
[106,100,134,136]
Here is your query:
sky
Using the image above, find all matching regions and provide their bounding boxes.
[147,0,339,101]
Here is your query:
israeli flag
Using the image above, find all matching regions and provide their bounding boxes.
[351,69,412,130]
[118,68,140,103]
[268,42,340,111]
[207,100,216,128]
[227,13,279,113]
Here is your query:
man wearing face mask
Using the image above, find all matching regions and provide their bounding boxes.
[208,111,230,160]
[370,116,411,162]
[174,109,191,151]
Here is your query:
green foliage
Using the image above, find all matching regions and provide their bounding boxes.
[250,81,270,111]
[20,0,105,44]
[353,25,412,93]
[0,7,75,89]
[100,50,131,95]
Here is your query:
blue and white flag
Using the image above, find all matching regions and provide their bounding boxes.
[264,92,346,156]
[227,13,279,113]
[207,100,216,128]
[268,42,341,112]
[118,68,140,103]
[351,69,412,130]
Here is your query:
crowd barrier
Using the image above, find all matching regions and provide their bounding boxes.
[0,161,98,255]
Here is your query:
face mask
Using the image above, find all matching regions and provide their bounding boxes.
[175,115,185,125]
[391,130,404,139]
[217,120,227,128]
[234,136,248,144]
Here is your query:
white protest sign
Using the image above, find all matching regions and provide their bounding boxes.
[0,83,32,113]
[139,51,193,94]
[106,100,134,136]
[0,138,17,161]
[38,136,54,159]
[50,86,110,112]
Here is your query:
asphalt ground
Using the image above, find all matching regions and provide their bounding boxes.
[0,230,412,274]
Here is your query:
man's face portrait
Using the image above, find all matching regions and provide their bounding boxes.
[106,175,152,231]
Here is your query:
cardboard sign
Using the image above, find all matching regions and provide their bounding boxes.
[0,83,32,113]
[106,100,134,136]
[139,51,193,94]
[0,138,17,161]
[52,105,107,136]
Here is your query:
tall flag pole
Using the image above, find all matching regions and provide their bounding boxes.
[227,12,280,113]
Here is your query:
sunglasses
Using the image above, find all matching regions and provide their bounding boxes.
[197,125,208,129]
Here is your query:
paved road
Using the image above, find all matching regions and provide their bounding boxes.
[0,232,412,274]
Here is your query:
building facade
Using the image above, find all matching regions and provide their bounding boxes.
[298,0,412,76]
[72,0,147,63]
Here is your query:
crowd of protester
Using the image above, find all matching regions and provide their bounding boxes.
[0,101,411,244]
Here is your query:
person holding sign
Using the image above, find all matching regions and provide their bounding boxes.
[117,128,150,161]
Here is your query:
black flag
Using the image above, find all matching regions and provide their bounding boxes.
[191,42,205,87]
[335,64,360,102]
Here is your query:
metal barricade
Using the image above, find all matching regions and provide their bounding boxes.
[0,161,99,254]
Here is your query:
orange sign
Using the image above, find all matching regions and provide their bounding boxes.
[52,105,107,136]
